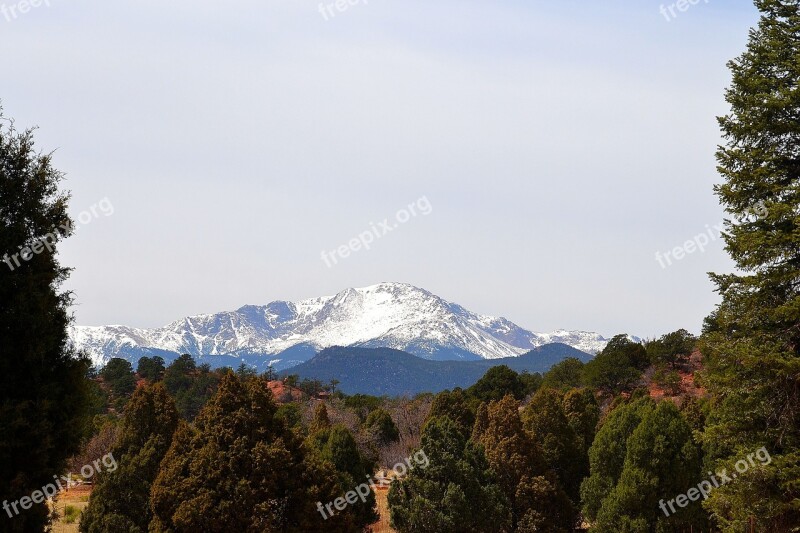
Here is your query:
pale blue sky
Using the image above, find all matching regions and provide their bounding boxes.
[2,0,760,338]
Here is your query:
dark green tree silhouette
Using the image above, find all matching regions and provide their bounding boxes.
[426,388,475,434]
[136,356,165,382]
[582,335,645,394]
[562,387,600,457]
[646,329,696,368]
[0,110,90,532]
[101,357,137,405]
[305,423,378,528]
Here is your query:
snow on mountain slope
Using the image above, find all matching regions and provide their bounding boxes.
[70,282,629,367]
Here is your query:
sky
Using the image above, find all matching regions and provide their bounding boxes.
[1,0,761,339]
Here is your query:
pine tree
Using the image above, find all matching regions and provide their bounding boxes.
[426,388,475,434]
[522,388,586,504]
[388,415,510,532]
[137,355,165,382]
[593,401,705,532]
[80,383,179,533]
[474,395,576,532]
[149,372,356,532]
[310,401,331,434]
[0,110,90,532]
[305,423,378,528]
[701,1,800,529]
[364,408,400,445]
[467,365,526,402]
[562,387,600,457]
[580,397,655,522]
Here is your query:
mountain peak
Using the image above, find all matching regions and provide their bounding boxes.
[70,283,627,368]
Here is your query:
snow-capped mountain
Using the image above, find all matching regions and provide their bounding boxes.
[70,282,630,369]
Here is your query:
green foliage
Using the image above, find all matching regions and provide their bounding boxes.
[341,393,384,421]
[466,365,526,402]
[310,402,331,434]
[519,370,543,396]
[162,354,196,395]
[427,388,475,434]
[388,416,511,532]
[542,357,585,390]
[562,388,600,456]
[522,389,587,504]
[593,401,705,532]
[0,111,91,532]
[163,355,221,419]
[235,362,257,379]
[646,329,696,368]
[364,408,400,445]
[80,383,179,533]
[261,366,277,381]
[700,2,800,529]
[474,395,576,531]
[80,374,111,442]
[581,397,655,521]
[305,424,378,528]
[582,335,645,394]
[150,372,360,532]
[296,377,331,396]
[101,358,137,406]
[136,356,165,382]
[63,505,80,524]
[275,402,303,429]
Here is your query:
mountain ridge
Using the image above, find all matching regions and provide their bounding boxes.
[281,344,594,396]
[70,282,632,369]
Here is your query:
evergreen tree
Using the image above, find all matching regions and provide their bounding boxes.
[426,388,475,434]
[522,388,586,504]
[305,424,378,528]
[562,387,600,457]
[541,357,585,390]
[582,335,645,394]
[388,416,510,532]
[581,397,655,522]
[701,1,800,529]
[467,365,526,402]
[364,408,400,445]
[310,401,331,434]
[236,362,257,379]
[593,401,705,532]
[0,110,90,532]
[163,355,220,419]
[80,383,179,532]
[149,372,355,532]
[474,395,575,532]
[162,354,196,396]
[137,355,165,382]
[101,357,137,406]
[646,329,696,368]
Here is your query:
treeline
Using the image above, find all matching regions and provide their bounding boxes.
[76,329,707,531]
[79,371,386,532]
[74,351,438,532]
[386,331,711,532]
